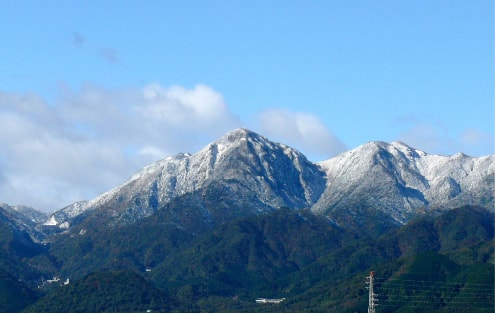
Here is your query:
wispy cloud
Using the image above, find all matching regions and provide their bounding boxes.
[70,31,120,64]
[394,115,494,157]
[397,122,453,155]
[99,47,119,64]
[72,32,86,48]
[254,108,347,161]
[459,128,494,156]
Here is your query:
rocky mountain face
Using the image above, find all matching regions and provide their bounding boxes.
[0,203,47,242]
[41,128,494,235]
[314,141,495,224]
[45,128,327,231]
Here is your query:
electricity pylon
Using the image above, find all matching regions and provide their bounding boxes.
[366,271,378,313]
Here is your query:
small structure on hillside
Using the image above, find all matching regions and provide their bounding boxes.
[255,298,285,304]
[46,276,60,283]
[38,276,70,288]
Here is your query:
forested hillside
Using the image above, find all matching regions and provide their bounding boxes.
[21,205,494,312]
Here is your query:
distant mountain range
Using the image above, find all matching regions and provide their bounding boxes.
[40,128,493,235]
[0,128,493,312]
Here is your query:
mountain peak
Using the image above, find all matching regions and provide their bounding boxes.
[218,128,266,145]
[47,127,326,229]
[226,127,254,137]
[349,141,427,160]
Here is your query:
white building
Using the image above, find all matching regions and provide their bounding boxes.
[255,298,285,304]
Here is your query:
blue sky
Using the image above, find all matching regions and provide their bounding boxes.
[0,0,493,211]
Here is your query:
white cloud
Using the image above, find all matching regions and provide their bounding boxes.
[138,146,168,161]
[396,117,494,157]
[0,93,130,211]
[0,83,242,212]
[397,122,453,155]
[459,128,494,156]
[254,109,347,161]
[139,84,240,134]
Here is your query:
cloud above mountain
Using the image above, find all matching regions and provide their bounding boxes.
[395,115,494,157]
[0,83,242,211]
[2,82,489,212]
[0,83,346,211]
[254,109,347,161]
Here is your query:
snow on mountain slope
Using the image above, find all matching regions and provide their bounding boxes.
[314,141,494,223]
[0,203,47,241]
[44,129,494,230]
[46,128,326,228]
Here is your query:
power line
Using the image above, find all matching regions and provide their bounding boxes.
[368,272,494,312]
[378,282,494,288]
[377,277,494,286]
[377,283,494,291]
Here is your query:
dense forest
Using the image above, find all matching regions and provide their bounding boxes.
[1,205,493,312]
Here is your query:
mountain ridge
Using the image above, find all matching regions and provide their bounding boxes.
[40,128,494,235]
[44,128,327,230]
[314,140,494,223]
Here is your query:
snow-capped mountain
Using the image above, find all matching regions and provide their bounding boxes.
[47,128,326,229]
[44,128,494,232]
[314,141,495,223]
[0,203,47,241]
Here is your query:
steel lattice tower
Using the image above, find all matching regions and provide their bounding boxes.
[366,271,378,313]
